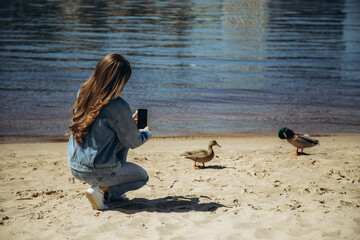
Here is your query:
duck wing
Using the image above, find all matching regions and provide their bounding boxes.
[181,149,209,160]
[293,135,319,148]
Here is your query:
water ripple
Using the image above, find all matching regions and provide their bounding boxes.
[0,0,360,137]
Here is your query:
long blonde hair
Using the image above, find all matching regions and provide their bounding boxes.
[69,53,132,145]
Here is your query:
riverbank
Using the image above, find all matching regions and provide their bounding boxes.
[0,136,359,239]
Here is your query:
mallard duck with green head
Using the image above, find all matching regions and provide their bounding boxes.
[278,127,319,156]
[181,140,221,169]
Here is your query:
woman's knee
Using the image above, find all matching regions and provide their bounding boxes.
[123,162,149,182]
[139,168,149,182]
[137,168,149,183]
[144,174,149,183]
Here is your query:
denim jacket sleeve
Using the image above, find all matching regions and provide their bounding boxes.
[113,103,152,149]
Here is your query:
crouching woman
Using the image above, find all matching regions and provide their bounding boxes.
[67,53,151,210]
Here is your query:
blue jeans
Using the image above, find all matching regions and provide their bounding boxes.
[70,162,149,201]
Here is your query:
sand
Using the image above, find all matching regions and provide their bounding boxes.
[0,136,359,239]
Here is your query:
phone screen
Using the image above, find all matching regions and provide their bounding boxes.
[137,109,148,129]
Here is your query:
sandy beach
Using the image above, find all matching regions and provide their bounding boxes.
[0,135,359,239]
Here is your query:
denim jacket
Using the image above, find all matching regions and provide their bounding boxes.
[67,97,152,173]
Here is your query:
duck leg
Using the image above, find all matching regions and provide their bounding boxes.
[292,148,300,156]
[300,148,304,155]
[194,162,199,170]
[202,163,205,168]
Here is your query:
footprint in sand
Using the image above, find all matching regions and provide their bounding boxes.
[316,187,332,195]
[154,171,165,181]
[285,200,301,210]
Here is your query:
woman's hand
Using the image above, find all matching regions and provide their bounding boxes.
[132,110,138,126]
[133,111,151,131]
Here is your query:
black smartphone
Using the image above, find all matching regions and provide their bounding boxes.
[137,109,148,129]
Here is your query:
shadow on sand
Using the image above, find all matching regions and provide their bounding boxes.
[107,195,227,214]
[197,165,234,170]
[293,152,311,156]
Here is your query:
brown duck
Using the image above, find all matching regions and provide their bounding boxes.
[181,140,221,169]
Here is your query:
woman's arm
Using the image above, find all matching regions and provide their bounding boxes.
[114,107,152,149]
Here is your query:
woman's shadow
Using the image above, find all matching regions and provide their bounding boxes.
[107,195,226,214]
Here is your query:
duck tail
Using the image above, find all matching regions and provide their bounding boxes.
[181,152,192,157]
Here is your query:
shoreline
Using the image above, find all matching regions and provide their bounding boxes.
[1,131,360,144]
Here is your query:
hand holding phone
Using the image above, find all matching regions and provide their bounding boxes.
[137,108,148,129]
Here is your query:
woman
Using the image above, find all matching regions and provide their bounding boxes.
[67,53,152,210]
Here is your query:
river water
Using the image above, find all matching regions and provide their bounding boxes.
[1,0,360,138]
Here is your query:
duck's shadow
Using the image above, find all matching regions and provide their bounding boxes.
[293,152,311,156]
[106,195,226,214]
[197,165,232,170]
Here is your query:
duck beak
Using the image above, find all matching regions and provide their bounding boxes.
[216,143,221,148]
